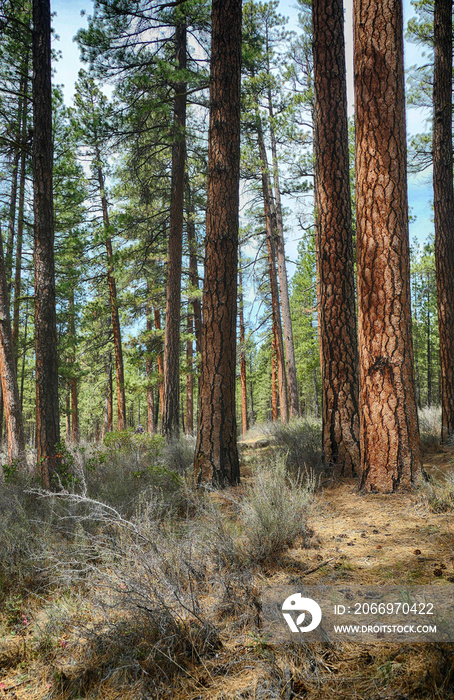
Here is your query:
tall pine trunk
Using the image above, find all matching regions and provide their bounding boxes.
[194,0,242,486]
[0,228,26,468]
[433,0,454,442]
[185,175,202,356]
[186,308,194,434]
[266,82,299,419]
[162,19,187,438]
[13,62,29,361]
[33,0,60,488]
[255,108,289,422]
[96,153,127,431]
[312,0,360,477]
[354,0,421,491]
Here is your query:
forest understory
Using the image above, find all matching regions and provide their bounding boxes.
[0,416,453,700]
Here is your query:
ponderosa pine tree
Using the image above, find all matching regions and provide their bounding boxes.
[433,0,454,443]
[312,0,360,476]
[194,0,242,486]
[32,0,60,487]
[354,0,422,491]
[162,13,187,438]
[73,72,127,431]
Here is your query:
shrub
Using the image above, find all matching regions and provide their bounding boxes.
[265,418,323,477]
[418,405,441,448]
[240,458,315,563]
[418,469,454,513]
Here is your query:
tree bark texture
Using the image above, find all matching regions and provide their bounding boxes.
[312,0,360,477]
[193,0,242,486]
[96,156,127,431]
[33,0,60,488]
[433,0,454,443]
[0,229,26,467]
[162,20,187,438]
[354,0,422,491]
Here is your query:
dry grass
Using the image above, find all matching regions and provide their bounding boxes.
[2,437,454,698]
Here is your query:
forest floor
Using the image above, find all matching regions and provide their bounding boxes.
[1,437,454,699]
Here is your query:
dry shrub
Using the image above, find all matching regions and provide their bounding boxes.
[418,468,454,512]
[264,418,323,477]
[418,405,441,448]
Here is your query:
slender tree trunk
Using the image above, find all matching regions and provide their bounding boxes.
[427,281,432,407]
[154,308,164,424]
[194,0,242,486]
[185,174,202,356]
[103,353,113,437]
[0,228,26,467]
[266,82,299,419]
[68,289,79,443]
[312,0,360,477]
[65,392,70,441]
[265,216,288,422]
[186,308,194,434]
[20,298,28,409]
[96,154,127,431]
[12,70,28,360]
[162,19,187,438]
[238,255,248,435]
[33,0,60,488]
[433,0,454,442]
[146,285,156,434]
[354,0,421,491]
[271,330,279,421]
[256,114,289,422]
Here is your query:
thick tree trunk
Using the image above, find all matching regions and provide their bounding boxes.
[162,20,187,438]
[33,0,60,488]
[354,0,422,491]
[96,155,127,431]
[312,0,360,477]
[433,0,454,442]
[238,256,248,435]
[194,0,242,486]
[0,229,26,468]
[266,83,299,419]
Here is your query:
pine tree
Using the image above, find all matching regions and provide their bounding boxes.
[354,0,422,491]
[194,0,242,486]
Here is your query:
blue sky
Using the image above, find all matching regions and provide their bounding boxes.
[51,0,434,257]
